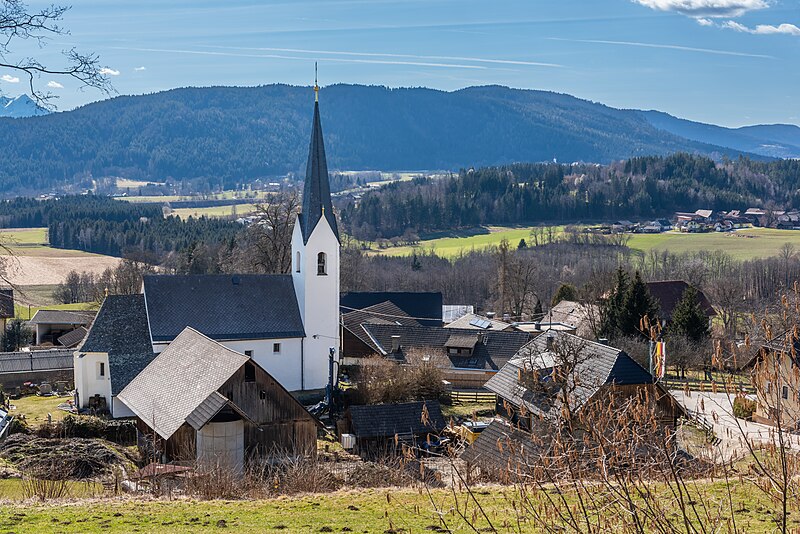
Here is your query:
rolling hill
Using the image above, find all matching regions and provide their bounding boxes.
[0,84,790,195]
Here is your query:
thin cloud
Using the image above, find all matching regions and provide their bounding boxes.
[1,74,20,83]
[134,66,147,71]
[112,46,493,70]
[198,45,564,68]
[696,17,715,26]
[632,0,768,18]
[547,37,773,58]
[724,20,800,35]
[99,67,121,76]
[47,81,64,89]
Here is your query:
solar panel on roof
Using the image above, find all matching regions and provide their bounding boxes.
[469,318,491,329]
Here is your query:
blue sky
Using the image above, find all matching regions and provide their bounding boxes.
[2,0,799,127]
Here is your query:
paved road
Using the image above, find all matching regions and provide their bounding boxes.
[671,389,799,461]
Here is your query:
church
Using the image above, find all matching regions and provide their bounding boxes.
[74,84,341,418]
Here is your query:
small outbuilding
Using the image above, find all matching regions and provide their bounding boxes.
[344,400,447,455]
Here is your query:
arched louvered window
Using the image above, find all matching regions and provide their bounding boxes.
[317,252,327,275]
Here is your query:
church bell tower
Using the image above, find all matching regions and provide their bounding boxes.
[291,70,341,390]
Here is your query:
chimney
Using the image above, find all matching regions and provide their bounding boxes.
[486,312,496,319]
[545,332,555,350]
[391,335,401,352]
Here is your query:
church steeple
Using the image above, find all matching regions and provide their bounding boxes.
[300,72,339,244]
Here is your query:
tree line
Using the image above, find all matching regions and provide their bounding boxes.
[339,154,800,240]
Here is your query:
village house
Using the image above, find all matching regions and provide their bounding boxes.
[341,291,443,327]
[484,332,684,432]
[545,300,599,338]
[745,331,800,428]
[117,327,320,469]
[74,88,342,403]
[343,322,532,388]
[444,313,513,331]
[646,280,716,327]
[30,309,95,347]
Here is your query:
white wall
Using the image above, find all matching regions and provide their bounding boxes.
[292,214,340,390]
[74,351,111,410]
[153,337,305,391]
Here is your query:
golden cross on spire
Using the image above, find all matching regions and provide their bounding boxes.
[314,61,319,102]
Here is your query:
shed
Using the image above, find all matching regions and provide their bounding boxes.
[346,400,446,454]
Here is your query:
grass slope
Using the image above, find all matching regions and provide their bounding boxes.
[0,482,784,532]
[373,226,800,260]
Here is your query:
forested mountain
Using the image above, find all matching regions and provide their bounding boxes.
[639,111,800,159]
[340,154,800,240]
[0,84,772,195]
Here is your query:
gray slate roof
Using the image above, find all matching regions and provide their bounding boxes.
[57,326,88,348]
[116,327,251,439]
[143,274,305,342]
[79,294,155,396]
[81,295,151,354]
[359,324,532,370]
[348,400,446,439]
[29,309,95,325]
[485,332,653,420]
[300,100,339,243]
[341,292,443,327]
[460,419,544,471]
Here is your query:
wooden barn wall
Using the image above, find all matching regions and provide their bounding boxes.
[220,364,318,455]
[341,329,377,359]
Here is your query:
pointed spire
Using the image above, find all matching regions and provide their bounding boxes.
[300,70,339,244]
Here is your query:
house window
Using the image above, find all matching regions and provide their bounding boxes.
[295,251,301,273]
[259,390,267,400]
[98,362,105,378]
[766,381,772,394]
[317,252,327,275]
[783,385,789,400]
[244,361,256,382]
[273,343,281,354]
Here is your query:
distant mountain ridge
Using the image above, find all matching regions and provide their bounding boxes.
[0,94,49,118]
[637,110,800,159]
[0,84,794,194]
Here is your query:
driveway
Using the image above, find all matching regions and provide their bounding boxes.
[671,389,798,461]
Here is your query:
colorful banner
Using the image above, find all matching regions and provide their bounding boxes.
[654,341,666,379]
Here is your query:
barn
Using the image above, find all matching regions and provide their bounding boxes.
[116,327,320,470]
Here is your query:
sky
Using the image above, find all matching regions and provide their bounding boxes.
[1,0,799,127]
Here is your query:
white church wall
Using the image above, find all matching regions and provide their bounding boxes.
[154,337,305,391]
[74,351,111,409]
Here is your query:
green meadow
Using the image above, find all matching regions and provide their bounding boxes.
[372,226,800,261]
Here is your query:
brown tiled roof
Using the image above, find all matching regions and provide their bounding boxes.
[646,280,715,320]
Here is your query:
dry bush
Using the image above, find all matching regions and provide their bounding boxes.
[21,472,70,501]
[354,351,445,405]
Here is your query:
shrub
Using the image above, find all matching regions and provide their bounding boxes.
[733,397,756,420]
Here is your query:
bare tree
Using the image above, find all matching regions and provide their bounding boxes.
[236,191,300,274]
[0,0,113,106]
